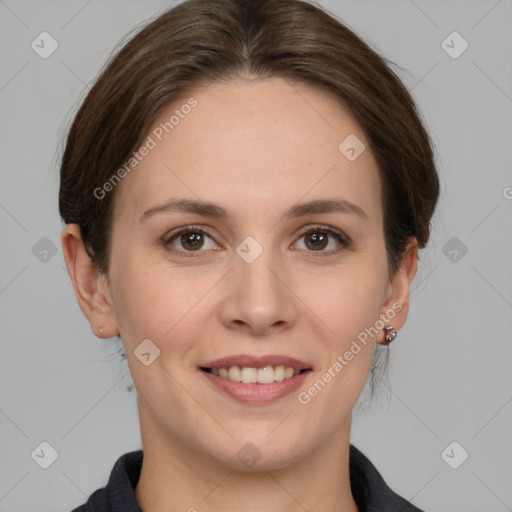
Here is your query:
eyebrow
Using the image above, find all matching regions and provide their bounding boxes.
[139,198,368,222]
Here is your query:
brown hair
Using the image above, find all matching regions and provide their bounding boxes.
[59,0,439,279]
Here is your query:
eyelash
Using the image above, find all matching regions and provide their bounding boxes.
[163,224,351,258]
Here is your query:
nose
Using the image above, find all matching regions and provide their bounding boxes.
[218,242,298,337]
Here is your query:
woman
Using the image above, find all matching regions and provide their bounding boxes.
[60,0,439,510]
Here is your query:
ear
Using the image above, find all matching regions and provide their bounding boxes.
[376,237,418,345]
[61,224,119,338]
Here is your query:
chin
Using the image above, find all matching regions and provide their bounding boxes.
[201,430,312,472]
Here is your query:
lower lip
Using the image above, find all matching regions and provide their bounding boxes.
[200,369,312,404]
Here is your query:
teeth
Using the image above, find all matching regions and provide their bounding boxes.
[228,366,241,381]
[209,365,303,384]
[241,367,257,384]
[274,365,285,382]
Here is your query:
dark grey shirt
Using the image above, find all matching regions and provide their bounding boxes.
[71,444,424,511]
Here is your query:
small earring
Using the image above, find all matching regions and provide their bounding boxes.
[383,325,397,344]
[99,327,104,335]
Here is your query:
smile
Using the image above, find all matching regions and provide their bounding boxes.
[200,365,308,384]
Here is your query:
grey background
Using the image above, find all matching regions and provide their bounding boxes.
[1,0,511,510]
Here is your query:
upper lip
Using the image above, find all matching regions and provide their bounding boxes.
[200,354,312,371]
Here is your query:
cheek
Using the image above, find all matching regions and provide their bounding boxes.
[109,250,218,347]
[108,248,168,344]
[299,263,387,341]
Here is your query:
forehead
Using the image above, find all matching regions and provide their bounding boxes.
[113,77,382,226]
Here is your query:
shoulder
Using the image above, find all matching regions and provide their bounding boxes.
[349,444,425,511]
[72,446,424,512]
[69,450,143,512]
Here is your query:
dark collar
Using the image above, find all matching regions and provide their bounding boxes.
[71,445,424,512]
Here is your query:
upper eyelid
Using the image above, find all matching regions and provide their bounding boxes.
[164,225,219,243]
[165,224,349,250]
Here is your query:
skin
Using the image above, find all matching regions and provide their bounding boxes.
[62,77,417,512]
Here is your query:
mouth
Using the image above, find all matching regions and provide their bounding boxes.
[198,354,313,390]
[200,366,311,384]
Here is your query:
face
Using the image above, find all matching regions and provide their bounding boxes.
[97,77,407,470]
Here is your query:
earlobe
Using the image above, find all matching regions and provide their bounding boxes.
[61,224,119,338]
[377,237,418,345]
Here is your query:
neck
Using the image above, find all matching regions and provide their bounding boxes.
[134,410,359,512]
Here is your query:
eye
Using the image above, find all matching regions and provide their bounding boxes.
[293,225,350,255]
[163,224,351,258]
[164,226,219,256]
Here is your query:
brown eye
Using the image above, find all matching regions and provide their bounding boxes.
[304,232,328,250]
[180,231,205,251]
[294,226,350,255]
[165,227,218,254]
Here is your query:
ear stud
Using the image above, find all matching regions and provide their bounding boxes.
[383,325,397,344]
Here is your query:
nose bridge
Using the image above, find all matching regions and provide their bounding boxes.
[235,234,283,304]
[221,233,296,333]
